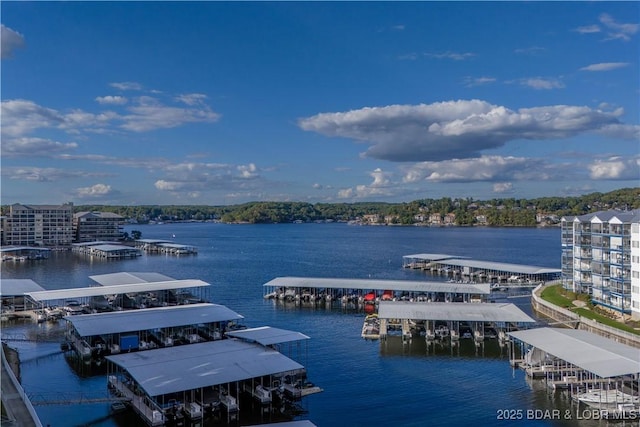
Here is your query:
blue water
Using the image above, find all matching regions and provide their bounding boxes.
[3,223,606,426]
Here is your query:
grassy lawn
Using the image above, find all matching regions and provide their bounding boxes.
[540,284,640,336]
[573,308,640,335]
[540,284,575,308]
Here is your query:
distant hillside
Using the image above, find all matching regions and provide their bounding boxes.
[59,187,640,227]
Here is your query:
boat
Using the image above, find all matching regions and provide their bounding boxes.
[361,314,380,339]
[575,389,640,408]
[362,292,376,305]
[111,401,127,413]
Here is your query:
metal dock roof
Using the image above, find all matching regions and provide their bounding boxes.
[65,303,243,337]
[226,326,310,346]
[508,328,640,378]
[89,272,175,286]
[0,279,46,296]
[377,301,536,323]
[264,277,490,295]
[432,259,560,275]
[402,253,465,261]
[106,339,304,397]
[402,254,559,275]
[25,279,211,302]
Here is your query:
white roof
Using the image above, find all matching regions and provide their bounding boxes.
[264,277,490,295]
[508,328,640,378]
[402,254,464,261]
[106,339,304,396]
[89,272,175,286]
[65,303,243,337]
[226,326,310,345]
[25,279,210,302]
[1,279,46,296]
[402,255,559,275]
[377,301,536,323]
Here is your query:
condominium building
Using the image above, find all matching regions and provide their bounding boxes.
[73,211,125,242]
[1,203,74,246]
[561,209,640,318]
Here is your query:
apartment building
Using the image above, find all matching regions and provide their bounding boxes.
[1,203,75,246]
[73,211,125,242]
[561,209,640,318]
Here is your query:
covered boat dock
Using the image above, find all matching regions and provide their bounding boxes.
[1,279,46,321]
[64,303,244,361]
[375,301,536,341]
[1,246,50,261]
[72,242,142,259]
[402,253,561,283]
[25,278,212,315]
[509,328,640,415]
[106,338,315,425]
[263,276,489,305]
[134,239,197,255]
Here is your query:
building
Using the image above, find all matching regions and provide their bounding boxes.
[561,209,640,318]
[1,203,74,246]
[73,211,124,242]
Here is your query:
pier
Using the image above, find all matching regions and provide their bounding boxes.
[134,239,197,255]
[63,303,244,362]
[509,328,640,418]
[374,300,536,341]
[402,253,561,284]
[263,276,489,306]
[106,338,318,426]
[72,242,142,258]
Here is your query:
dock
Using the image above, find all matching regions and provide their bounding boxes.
[134,239,197,255]
[374,300,536,341]
[263,276,489,306]
[72,242,142,259]
[402,253,561,283]
[508,328,640,415]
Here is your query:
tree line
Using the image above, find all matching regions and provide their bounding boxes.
[4,187,638,227]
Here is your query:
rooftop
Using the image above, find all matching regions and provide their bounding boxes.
[377,301,536,323]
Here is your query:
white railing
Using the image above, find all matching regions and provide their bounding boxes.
[1,344,43,427]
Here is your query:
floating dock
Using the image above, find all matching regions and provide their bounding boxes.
[509,328,640,417]
[134,239,197,255]
[263,276,489,305]
[375,300,536,341]
[402,253,561,283]
[72,242,141,259]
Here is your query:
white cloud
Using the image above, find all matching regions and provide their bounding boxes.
[1,137,78,157]
[520,77,565,90]
[588,156,640,180]
[120,96,220,132]
[1,99,65,137]
[299,100,630,162]
[1,25,25,59]
[110,81,143,91]
[462,76,496,87]
[337,168,394,199]
[424,51,475,61]
[574,24,600,34]
[73,183,114,198]
[599,13,639,41]
[237,163,258,179]
[175,93,208,106]
[493,183,514,194]
[1,166,112,182]
[95,95,128,105]
[401,156,553,183]
[580,62,629,72]
[153,161,266,196]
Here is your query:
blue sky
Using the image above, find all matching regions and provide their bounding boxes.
[1,2,638,206]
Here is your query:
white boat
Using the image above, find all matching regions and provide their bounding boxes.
[576,389,640,408]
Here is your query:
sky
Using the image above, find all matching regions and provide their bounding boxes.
[1,2,639,206]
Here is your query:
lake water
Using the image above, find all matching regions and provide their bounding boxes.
[2,223,615,427]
